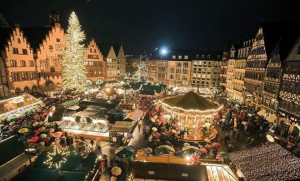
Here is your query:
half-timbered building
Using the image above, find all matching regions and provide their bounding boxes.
[278,37,300,121]
[244,23,298,109]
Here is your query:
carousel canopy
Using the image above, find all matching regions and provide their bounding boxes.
[162,91,219,111]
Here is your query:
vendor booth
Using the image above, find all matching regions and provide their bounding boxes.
[109,121,133,143]
[0,94,42,121]
[60,105,110,140]
[159,91,223,141]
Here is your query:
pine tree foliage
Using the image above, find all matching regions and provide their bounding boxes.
[61,11,87,93]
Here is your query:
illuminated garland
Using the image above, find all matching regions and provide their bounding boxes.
[158,99,224,114]
[44,145,70,170]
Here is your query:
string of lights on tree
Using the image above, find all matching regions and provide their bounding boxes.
[61,11,88,93]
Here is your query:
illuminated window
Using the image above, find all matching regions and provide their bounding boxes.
[178,55,182,59]
[49,45,53,50]
[41,61,46,71]
[12,48,18,54]
[21,72,28,80]
[49,57,55,68]
[184,55,188,59]
[10,60,17,67]
[12,72,19,81]
[172,55,176,59]
[22,49,27,55]
[20,60,26,67]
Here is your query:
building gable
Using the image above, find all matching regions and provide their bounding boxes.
[85,38,103,61]
[285,37,300,62]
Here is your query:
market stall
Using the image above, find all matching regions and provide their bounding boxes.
[109,121,134,143]
[60,105,110,140]
[159,91,223,141]
[0,94,43,121]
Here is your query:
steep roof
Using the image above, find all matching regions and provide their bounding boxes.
[112,44,122,55]
[261,23,300,57]
[0,27,13,49]
[162,91,219,110]
[22,26,52,50]
[98,44,112,57]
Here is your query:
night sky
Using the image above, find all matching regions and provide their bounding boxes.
[1,0,300,54]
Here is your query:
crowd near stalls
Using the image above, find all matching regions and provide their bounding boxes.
[229,143,300,181]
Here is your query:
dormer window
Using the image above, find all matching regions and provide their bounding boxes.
[178,55,182,59]
[172,55,176,59]
[184,55,188,59]
[207,55,210,58]
[196,54,199,58]
[202,54,205,59]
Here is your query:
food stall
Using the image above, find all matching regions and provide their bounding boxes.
[60,105,110,140]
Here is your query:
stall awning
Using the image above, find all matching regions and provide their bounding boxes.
[266,114,277,122]
[110,121,133,132]
[257,109,266,116]
[124,109,143,122]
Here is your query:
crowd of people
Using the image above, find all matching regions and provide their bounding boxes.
[229,143,300,181]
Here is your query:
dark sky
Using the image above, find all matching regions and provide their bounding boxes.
[1,0,300,54]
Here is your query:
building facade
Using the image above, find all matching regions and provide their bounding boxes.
[99,44,126,82]
[85,39,105,85]
[226,40,252,104]
[278,37,300,121]
[220,51,229,91]
[244,27,270,108]
[0,26,37,95]
[191,53,222,90]
[147,50,222,89]
[261,43,282,113]
[26,23,65,89]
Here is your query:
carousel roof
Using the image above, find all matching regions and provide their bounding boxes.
[162,91,219,111]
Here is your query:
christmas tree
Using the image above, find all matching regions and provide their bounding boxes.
[61,11,87,93]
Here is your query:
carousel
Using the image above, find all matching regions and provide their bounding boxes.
[159,91,223,142]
